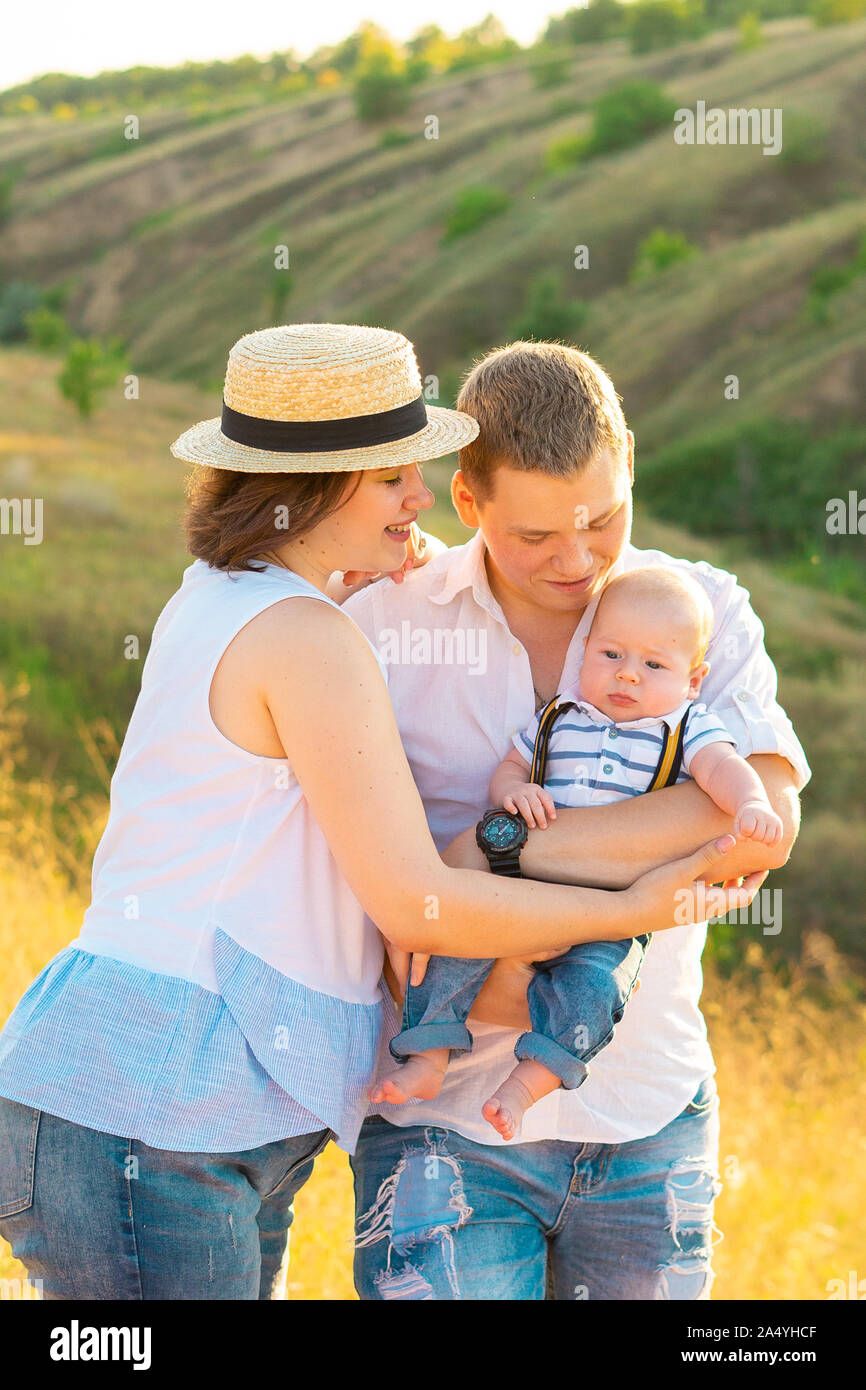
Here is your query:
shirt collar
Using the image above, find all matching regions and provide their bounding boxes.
[428,528,508,625]
[557,692,693,731]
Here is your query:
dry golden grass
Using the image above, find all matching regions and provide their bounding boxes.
[1,680,863,1301]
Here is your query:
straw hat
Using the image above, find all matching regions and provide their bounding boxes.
[170,323,479,472]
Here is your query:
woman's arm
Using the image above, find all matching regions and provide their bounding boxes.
[254,597,762,957]
[438,756,798,893]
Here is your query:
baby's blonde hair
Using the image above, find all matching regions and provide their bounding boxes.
[591,567,714,665]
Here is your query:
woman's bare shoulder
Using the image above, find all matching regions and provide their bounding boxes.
[239,592,382,675]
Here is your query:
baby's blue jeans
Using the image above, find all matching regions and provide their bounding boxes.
[391,935,650,1088]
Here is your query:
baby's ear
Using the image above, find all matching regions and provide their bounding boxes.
[689,659,710,693]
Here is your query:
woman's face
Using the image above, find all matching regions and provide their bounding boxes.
[282,462,436,582]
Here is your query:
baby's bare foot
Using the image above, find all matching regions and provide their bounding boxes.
[482,1059,562,1139]
[369,1050,449,1105]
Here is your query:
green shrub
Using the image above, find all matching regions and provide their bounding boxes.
[58,338,128,419]
[588,80,675,155]
[805,235,866,321]
[353,60,411,122]
[442,186,510,242]
[640,418,866,601]
[545,133,590,172]
[509,274,588,341]
[25,307,70,351]
[738,12,764,47]
[379,127,412,148]
[631,228,696,278]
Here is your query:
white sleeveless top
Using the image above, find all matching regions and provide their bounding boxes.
[0,559,388,1151]
[77,558,387,1005]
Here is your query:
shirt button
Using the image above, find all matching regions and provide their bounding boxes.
[736,690,750,702]
[603,763,614,775]
[512,643,522,656]
[608,729,618,739]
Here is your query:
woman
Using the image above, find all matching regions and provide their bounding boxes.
[0,323,760,1299]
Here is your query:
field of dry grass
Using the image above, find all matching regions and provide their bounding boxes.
[1,677,863,1301]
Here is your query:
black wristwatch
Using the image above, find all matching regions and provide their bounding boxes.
[475,808,528,877]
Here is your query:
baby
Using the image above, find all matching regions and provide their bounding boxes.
[372,567,783,1139]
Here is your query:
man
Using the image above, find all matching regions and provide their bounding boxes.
[343,340,809,1300]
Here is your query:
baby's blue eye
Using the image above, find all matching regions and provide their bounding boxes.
[646,660,663,670]
[603,649,620,659]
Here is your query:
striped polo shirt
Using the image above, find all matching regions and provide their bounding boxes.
[513,696,735,806]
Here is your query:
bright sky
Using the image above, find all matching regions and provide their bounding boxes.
[2,0,560,90]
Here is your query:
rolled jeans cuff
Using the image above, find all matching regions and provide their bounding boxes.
[514,1031,589,1090]
[389,1021,473,1062]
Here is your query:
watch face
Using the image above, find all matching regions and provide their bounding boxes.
[484,813,523,850]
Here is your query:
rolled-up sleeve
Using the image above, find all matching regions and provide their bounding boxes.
[699,568,811,790]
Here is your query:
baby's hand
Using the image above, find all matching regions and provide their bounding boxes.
[733,799,783,846]
[503,783,558,830]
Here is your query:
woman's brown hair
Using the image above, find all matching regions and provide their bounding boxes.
[183,465,362,572]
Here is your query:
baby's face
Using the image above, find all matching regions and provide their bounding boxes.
[579,592,707,721]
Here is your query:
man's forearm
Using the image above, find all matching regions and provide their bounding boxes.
[513,755,799,889]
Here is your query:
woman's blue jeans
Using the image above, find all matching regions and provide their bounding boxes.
[0,1097,331,1299]
[351,1074,722,1300]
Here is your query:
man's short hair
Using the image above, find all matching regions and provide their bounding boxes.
[456,340,629,505]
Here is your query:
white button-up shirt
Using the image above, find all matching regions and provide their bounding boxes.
[343,529,810,1145]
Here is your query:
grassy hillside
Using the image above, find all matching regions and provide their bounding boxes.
[1,19,864,431]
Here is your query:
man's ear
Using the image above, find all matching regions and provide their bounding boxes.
[625,431,635,486]
[451,468,481,529]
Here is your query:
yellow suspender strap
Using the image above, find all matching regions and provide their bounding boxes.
[649,713,687,791]
[531,702,688,792]
[529,698,575,787]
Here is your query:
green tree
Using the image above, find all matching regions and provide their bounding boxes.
[545,0,625,45]
[353,54,411,122]
[628,0,703,53]
[58,338,128,419]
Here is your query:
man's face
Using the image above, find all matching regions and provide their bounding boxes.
[452,439,634,617]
